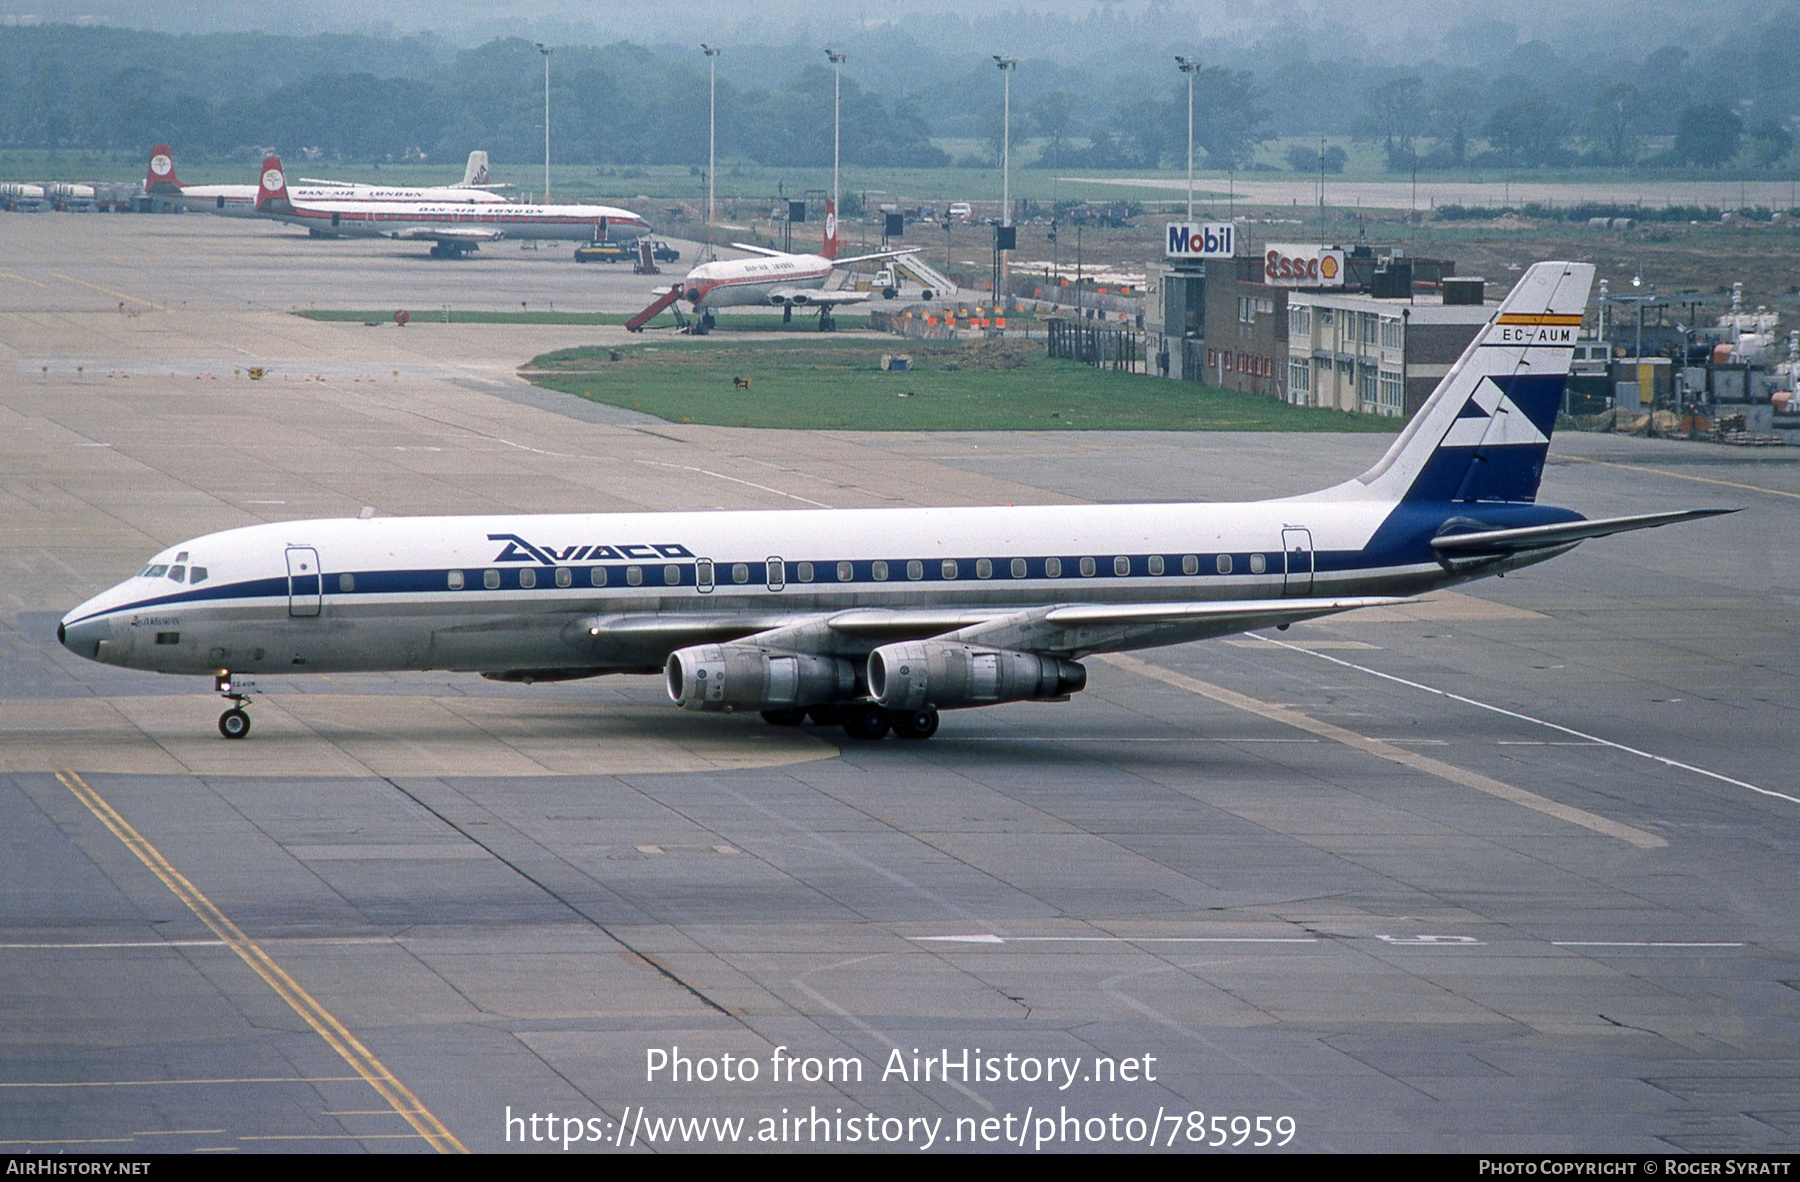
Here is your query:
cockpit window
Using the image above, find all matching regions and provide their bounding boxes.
[167,565,186,582]
[146,565,169,578]
[189,567,209,584]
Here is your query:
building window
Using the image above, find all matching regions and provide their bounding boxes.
[1238,296,1253,323]
[1361,313,1379,345]
[1379,369,1405,414]
[1380,317,1404,349]
[1256,297,1274,315]
[1318,307,1333,327]
[1290,358,1311,394]
[1360,368,1379,412]
[1289,305,1311,337]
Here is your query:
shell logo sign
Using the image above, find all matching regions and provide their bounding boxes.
[1264,244,1345,287]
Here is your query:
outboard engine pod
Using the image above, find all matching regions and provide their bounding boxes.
[667,643,857,713]
[868,642,1086,711]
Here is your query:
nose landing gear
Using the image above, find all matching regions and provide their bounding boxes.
[214,671,253,740]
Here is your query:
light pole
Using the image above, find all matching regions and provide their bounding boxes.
[701,44,720,233]
[1175,55,1199,220]
[992,56,1015,227]
[825,49,845,215]
[535,43,552,201]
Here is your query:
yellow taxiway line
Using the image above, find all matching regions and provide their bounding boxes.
[55,769,468,1154]
[1099,653,1666,849]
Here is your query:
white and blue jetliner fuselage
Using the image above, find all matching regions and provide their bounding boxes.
[58,262,1730,740]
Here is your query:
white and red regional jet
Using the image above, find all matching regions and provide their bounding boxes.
[143,144,509,218]
[252,155,651,257]
[627,203,929,333]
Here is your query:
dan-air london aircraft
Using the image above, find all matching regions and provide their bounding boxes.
[627,202,929,332]
[59,262,1731,741]
[143,144,510,217]
[252,155,651,257]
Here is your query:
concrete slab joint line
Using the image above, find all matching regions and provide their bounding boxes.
[52,769,470,1155]
[1095,654,1666,851]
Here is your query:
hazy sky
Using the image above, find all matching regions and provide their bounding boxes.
[0,0,1741,63]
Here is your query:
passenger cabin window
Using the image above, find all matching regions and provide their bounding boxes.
[1182,555,1199,575]
[338,573,355,593]
[1216,554,1233,575]
[732,563,750,584]
[1113,556,1130,576]
[168,566,186,582]
[555,567,572,588]
[798,562,815,582]
[907,560,923,581]
[1079,557,1096,577]
[941,559,958,580]
[694,561,711,590]
[872,560,888,581]
[1250,554,1267,574]
[663,565,680,585]
[1045,557,1062,578]
[837,561,853,582]
[1147,555,1165,576]
[976,559,993,579]
[483,569,501,589]
[626,566,643,586]
[448,570,465,590]
[189,567,208,584]
[1011,558,1027,578]
[590,567,608,587]
[518,569,536,589]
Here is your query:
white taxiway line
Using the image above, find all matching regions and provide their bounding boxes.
[1261,638,1800,808]
[908,935,1317,945]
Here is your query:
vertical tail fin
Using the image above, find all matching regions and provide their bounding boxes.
[461,150,490,187]
[820,200,839,261]
[145,144,181,194]
[255,155,291,213]
[1353,261,1595,506]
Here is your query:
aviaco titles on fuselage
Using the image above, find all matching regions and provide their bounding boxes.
[626,201,924,333]
[142,144,511,218]
[60,262,1734,742]
[250,154,650,257]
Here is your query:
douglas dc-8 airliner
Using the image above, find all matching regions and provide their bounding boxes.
[59,262,1729,741]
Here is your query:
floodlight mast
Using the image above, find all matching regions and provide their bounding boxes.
[826,50,846,216]
[1175,55,1200,220]
[701,44,721,232]
[536,43,552,200]
[993,56,1015,228]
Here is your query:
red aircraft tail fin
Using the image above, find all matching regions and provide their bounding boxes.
[146,144,181,195]
[255,155,291,212]
[820,200,839,261]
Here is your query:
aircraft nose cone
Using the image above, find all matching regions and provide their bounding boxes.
[59,614,111,661]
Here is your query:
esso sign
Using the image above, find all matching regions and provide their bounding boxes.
[1264,245,1345,287]
[1166,222,1235,259]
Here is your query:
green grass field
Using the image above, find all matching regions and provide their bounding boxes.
[522,337,1401,433]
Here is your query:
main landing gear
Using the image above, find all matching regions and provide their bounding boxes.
[214,671,252,740]
[760,703,939,740]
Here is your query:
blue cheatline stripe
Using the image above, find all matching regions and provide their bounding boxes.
[68,542,1430,628]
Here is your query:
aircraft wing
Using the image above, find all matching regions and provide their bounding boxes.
[385,226,505,243]
[766,287,870,307]
[833,247,925,267]
[729,242,790,258]
[1431,509,1737,555]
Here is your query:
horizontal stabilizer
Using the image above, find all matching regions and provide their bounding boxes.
[729,242,790,258]
[387,227,504,243]
[1431,509,1738,553]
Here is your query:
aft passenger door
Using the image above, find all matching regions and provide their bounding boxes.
[287,546,322,617]
[1281,528,1313,597]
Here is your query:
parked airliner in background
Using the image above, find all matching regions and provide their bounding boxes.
[252,154,651,256]
[627,202,929,332]
[144,145,509,217]
[60,262,1731,741]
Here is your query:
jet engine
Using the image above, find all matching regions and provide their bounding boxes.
[867,642,1086,711]
[666,643,857,712]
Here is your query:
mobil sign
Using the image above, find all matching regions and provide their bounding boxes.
[1165,222,1235,259]
[1264,244,1345,287]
